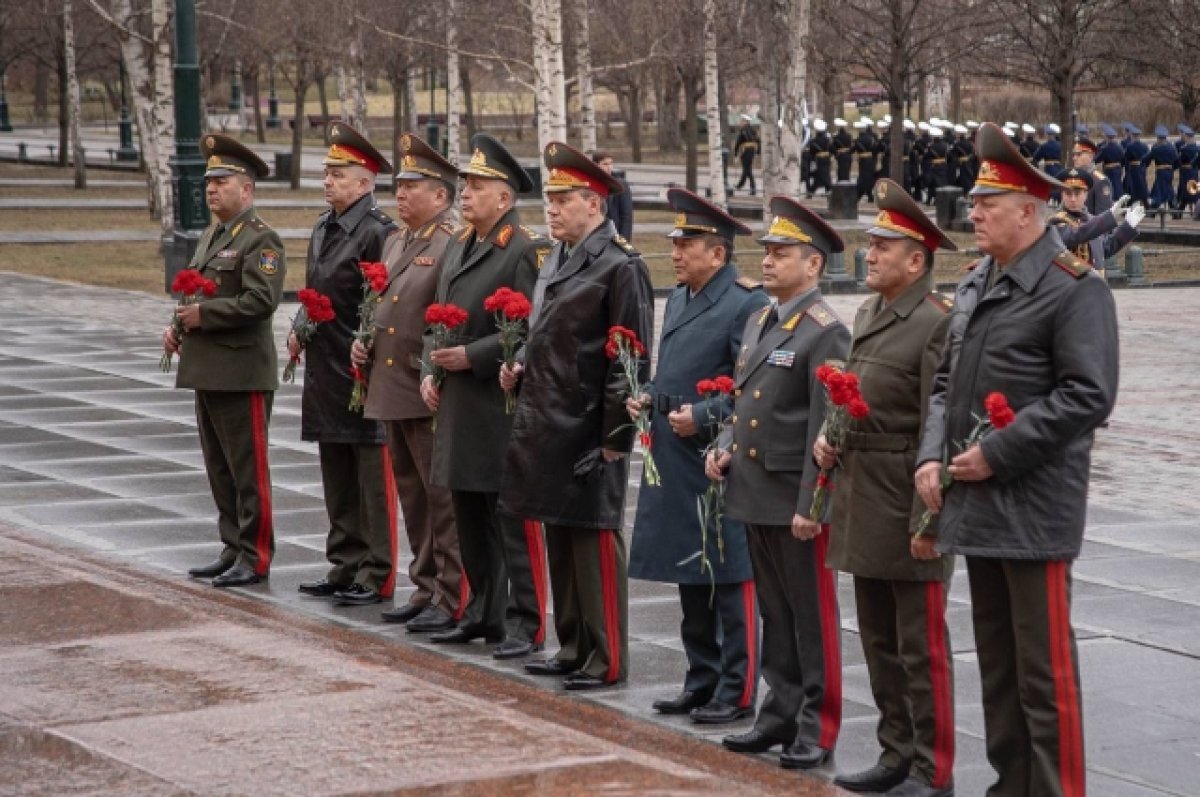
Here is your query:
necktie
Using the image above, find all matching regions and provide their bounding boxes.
[762,305,780,334]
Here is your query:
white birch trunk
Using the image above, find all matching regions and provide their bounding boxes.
[760,0,809,208]
[532,0,567,166]
[703,0,725,206]
[337,63,352,126]
[571,0,596,154]
[150,0,175,233]
[404,68,418,133]
[63,0,86,189]
[349,23,368,131]
[445,0,462,165]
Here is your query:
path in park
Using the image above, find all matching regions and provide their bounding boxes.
[1,271,1198,794]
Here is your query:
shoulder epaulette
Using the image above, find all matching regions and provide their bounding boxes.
[458,225,474,243]
[386,226,404,239]
[1050,211,1074,225]
[804,300,839,328]
[756,305,772,326]
[247,217,268,232]
[735,276,762,290]
[518,224,545,242]
[925,292,953,314]
[611,233,638,254]
[962,257,982,273]
[369,207,394,226]
[1052,250,1090,279]
[1093,169,1106,180]
[494,225,513,248]
[439,220,458,235]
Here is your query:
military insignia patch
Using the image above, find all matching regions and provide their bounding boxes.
[536,247,551,270]
[782,312,802,331]
[205,135,215,149]
[926,293,953,313]
[495,225,513,248]
[458,226,474,243]
[767,349,796,368]
[805,303,837,327]
[414,256,435,266]
[756,305,772,326]
[259,249,280,275]
[216,249,239,259]
[1052,250,1090,279]
[401,133,412,150]
[876,180,889,199]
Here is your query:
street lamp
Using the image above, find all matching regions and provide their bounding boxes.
[0,67,13,133]
[165,0,210,290]
[116,60,138,161]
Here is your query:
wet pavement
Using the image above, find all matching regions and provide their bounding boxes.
[1,271,1199,794]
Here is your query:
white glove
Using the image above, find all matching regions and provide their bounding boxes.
[1110,194,1132,222]
[1125,203,1145,229]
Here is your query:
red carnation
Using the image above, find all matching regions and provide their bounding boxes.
[160,269,217,372]
[848,397,871,419]
[503,295,532,320]
[696,379,716,395]
[984,391,1016,430]
[484,290,532,414]
[712,375,735,394]
[483,287,516,313]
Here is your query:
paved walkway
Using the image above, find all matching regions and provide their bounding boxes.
[0,270,1198,794]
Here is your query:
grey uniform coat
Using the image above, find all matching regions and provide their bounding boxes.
[719,290,851,526]
[826,271,955,581]
[628,264,768,584]
[918,228,1119,560]
[1049,208,1137,268]
[301,192,395,444]
[499,220,654,529]
[427,208,547,492]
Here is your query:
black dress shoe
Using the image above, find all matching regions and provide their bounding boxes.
[428,625,503,644]
[722,728,787,754]
[212,565,261,588]
[333,584,381,606]
[492,638,542,660]
[690,700,752,725]
[652,690,712,715]
[886,777,954,797]
[381,602,426,624]
[298,579,343,597]
[562,672,622,691]
[406,605,455,633]
[187,559,233,578]
[524,658,577,676]
[833,760,911,793]
[779,741,832,770]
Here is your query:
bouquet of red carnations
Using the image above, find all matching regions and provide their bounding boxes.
[483,287,533,414]
[423,302,469,430]
[282,288,335,383]
[348,261,389,412]
[693,375,736,582]
[160,269,217,372]
[606,325,659,486]
[809,362,871,521]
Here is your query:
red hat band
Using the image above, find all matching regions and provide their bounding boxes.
[873,210,939,251]
[976,159,1052,201]
[546,166,610,198]
[327,143,380,174]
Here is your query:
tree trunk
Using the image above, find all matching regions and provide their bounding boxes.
[392,73,404,169]
[626,83,643,162]
[949,69,962,123]
[56,46,69,167]
[404,67,419,132]
[150,0,175,233]
[571,0,596,153]
[916,73,928,122]
[760,0,809,205]
[317,71,330,122]
[64,0,86,188]
[531,0,567,171]
[658,69,682,152]
[462,57,477,141]
[683,71,699,193]
[446,0,462,165]
[248,68,266,143]
[703,0,726,206]
[291,81,309,189]
[34,60,49,123]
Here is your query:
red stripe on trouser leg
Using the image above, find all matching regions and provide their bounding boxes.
[1047,561,1085,797]
[524,520,547,645]
[380,446,398,599]
[814,528,842,750]
[738,580,758,709]
[598,529,621,683]
[454,572,470,622]
[249,392,273,576]
[925,580,955,787]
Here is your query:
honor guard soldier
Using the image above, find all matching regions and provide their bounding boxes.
[806,119,834,197]
[950,124,976,193]
[1096,124,1126,202]
[1050,170,1143,268]
[501,142,654,690]
[1019,123,1039,162]
[1070,136,1113,214]
[1177,125,1199,215]
[916,123,1118,797]
[706,197,849,771]
[922,127,950,206]
[815,179,957,797]
[628,189,769,722]
[171,134,285,588]
[1123,124,1150,204]
[833,118,854,182]
[1148,125,1179,210]
[734,115,760,196]
[421,133,549,658]
[293,123,399,607]
[853,120,879,202]
[350,133,468,630]
[1032,123,1064,179]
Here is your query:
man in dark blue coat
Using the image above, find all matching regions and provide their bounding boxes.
[1147,125,1179,210]
[1123,124,1150,204]
[1096,124,1126,202]
[628,189,769,725]
[1177,125,1199,215]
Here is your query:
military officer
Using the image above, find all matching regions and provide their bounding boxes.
[1050,170,1143,269]
[421,133,549,659]
[500,142,654,690]
[1069,136,1113,215]
[293,123,399,607]
[833,118,854,182]
[350,133,467,630]
[806,119,834,198]
[813,179,956,797]
[916,123,1118,797]
[1177,125,1199,215]
[169,134,285,588]
[734,115,760,196]
[627,189,769,722]
[1096,124,1126,202]
[1147,125,1178,210]
[706,197,849,771]
[1123,124,1150,205]
[853,121,879,202]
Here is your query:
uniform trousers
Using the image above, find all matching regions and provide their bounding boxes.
[967,557,1085,797]
[545,524,628,682]
[854,575,955,789]
[195,390,274,576]
[384,419,465,618]
[317,442,397,596]
[455,492,545,643]
[679,581,759,709]
[746,524,842,749]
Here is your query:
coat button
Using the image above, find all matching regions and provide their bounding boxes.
[753,389,762,399]
[392,295,399,303]
[376,296,383,304]
[731,415,738,424]
[385,358,394,366]
[734,389,742,397]
[748,448,758,458]
[731,443,739,452]
[750,419,758,428]
[388,327,395,335]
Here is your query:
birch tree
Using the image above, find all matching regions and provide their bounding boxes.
[531,0,567,161]
[759,0,810,205]
[63,0,85,188]
[570,0,596,153]
[446,0,463,164]
[703,0,725,206]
